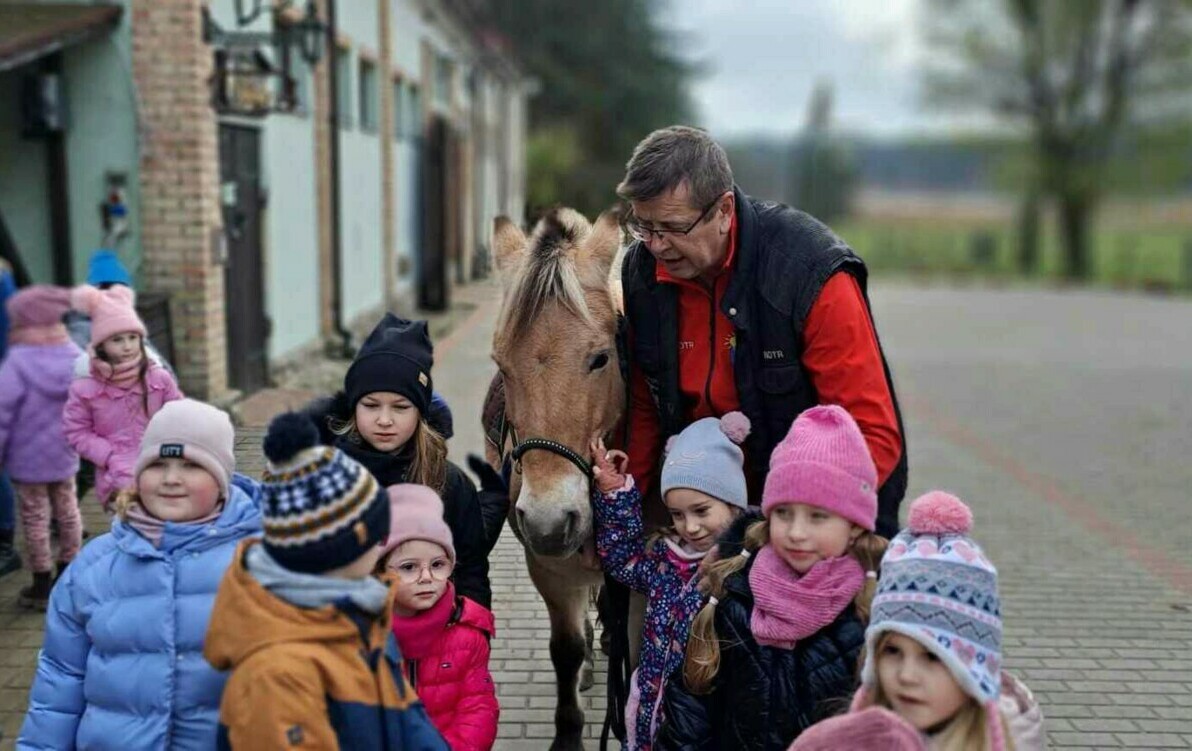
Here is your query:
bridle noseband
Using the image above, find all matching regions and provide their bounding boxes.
[502,419,594,481]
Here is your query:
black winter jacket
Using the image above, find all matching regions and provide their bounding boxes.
[654,513,865,750]
[303,392,495,609]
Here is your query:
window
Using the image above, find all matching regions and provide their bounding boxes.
[398,81,407,141]
[335,47,353,127]
[406,83,422,138]
[359,58,378,132]
[433,53,453,108]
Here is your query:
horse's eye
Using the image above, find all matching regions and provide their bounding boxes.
[589,352,610,372]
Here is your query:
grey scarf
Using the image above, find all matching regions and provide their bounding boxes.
[245,544,389,615]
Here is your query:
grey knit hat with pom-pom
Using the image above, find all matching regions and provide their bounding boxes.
[660,411,751,509]
[260,412,390,574]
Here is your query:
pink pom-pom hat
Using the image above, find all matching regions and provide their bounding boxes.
[71,283,146,348]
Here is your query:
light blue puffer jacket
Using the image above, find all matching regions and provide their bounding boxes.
[18,474,262,750]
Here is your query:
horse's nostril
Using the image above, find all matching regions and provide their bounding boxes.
[515,507,527,529]
[563,510,579,540]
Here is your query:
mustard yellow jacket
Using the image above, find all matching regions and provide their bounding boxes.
[204,539,448,750]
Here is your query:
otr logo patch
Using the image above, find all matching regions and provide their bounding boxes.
[159,444,185,459]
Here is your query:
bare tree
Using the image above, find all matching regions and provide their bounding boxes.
[923,0,1192,279]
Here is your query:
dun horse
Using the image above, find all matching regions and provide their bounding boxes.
[485,208,624,750]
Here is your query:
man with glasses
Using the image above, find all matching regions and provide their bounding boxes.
[618,125,906,538]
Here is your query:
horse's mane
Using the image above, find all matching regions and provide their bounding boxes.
[499,208,597,341]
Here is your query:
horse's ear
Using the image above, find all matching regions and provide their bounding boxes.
[493,216,527,278]
[581,209,622,283]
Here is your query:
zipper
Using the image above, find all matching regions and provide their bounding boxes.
[703,285,717,412]
[409,659,418,689]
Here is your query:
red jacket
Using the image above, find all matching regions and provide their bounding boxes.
[391,585,499,751]
[626,216,901,500]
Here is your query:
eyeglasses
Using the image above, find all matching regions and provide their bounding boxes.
[387,558,453,583]
[625,194,724,244]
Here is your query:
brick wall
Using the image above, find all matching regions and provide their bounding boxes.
[131,0,227,399]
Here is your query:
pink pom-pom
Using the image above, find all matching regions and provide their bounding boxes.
[664,435,678,455]
[907,491,973,536]
[70,285,101,316]
[107,285,136,306]
[719,411,751,444]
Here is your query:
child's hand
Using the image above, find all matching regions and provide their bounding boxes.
[590,438,628,494]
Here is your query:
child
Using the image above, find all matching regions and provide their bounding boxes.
[63,284,183,510]
[0,286,82,608]
[65,249,173,376]
[379,484,499,751]
[19,399,262,749]
[589,412,751,751]
[0,258,19,578]
[655,405,888,750]
[788,707,926,750]
[204,413,447,750]
[848,491,1045,751]
[303,313,498,608]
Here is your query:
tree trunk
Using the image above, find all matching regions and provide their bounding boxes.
[1058,194,1094,281]
[1017,190,1041,275]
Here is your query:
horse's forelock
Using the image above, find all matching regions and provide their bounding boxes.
[499,210,601,342]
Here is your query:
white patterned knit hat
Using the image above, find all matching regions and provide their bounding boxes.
[852,491,1006,748]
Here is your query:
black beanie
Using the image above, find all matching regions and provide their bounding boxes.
[345,314,434,415]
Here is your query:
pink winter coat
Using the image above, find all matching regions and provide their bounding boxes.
[391,584,499,751]
[63,362,183,504]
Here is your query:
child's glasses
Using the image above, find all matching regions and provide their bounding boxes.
[387,558,452,584]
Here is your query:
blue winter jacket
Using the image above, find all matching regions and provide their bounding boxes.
[18,474,263,751]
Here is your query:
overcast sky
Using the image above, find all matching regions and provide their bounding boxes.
[666,0,998,140]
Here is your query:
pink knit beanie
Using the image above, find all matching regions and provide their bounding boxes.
[134,399,236,499]
[378,484,455,563]
[762,404,878,531]
[787,707,926,751]
[71,284,146,347]
[6,285,72,330]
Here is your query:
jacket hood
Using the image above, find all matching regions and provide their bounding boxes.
[204,539,396,671]
[715,507,764,560]
[9,343,79,401]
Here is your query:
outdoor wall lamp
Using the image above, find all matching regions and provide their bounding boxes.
[234,0,326,65]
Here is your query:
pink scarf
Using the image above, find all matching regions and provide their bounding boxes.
[748,544,864,649]
[390,583,456,660]
[8,323,70,346]
[90,351,144,387]
[123,501,224,547]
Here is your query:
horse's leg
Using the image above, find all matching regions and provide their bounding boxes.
[529,557,589,751]
[581,616,596,691]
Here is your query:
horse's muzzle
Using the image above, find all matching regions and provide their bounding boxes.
[517,506,584,557]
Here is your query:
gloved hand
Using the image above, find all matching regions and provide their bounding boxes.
[467,453,507,495]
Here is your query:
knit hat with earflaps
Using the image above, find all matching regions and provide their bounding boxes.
[852,491,1006,750]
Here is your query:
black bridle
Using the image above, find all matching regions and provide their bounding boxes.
[501,416,594,481]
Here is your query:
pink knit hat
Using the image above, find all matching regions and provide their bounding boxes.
[6,285,72,330]
[134,399,236,499]
[71,284,146,347]
[378,484,455,563]
[787,707,926,751]
[762,404,878,530]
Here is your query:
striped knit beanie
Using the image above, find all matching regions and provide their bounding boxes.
[853,491,1005,749]
[260,412,391,574]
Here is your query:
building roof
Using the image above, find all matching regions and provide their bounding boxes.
[0,3,122,73]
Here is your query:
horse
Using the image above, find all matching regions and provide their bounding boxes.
[484,207,626,750]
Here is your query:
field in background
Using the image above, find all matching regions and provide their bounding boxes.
[840,194,1192,291]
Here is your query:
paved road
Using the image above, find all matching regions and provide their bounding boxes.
[2,280,1191,749]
